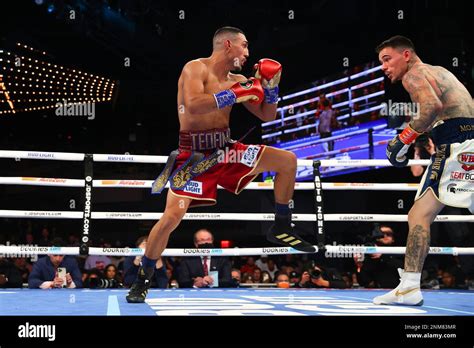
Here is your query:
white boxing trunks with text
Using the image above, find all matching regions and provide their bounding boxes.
[415,117,474,213]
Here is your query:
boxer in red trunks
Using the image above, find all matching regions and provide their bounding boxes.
[127,26,315,303]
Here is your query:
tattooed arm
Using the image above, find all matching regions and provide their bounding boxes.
[402,69,443,132]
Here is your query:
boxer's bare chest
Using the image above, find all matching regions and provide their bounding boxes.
[178,70,240,131]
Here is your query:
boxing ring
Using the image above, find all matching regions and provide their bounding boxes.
[1,289,474,316]
[0,149,473,316]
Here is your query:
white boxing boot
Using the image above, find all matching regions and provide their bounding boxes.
[373,268,423,306]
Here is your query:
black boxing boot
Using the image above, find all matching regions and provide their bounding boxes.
[126,257,156,303]
[266,203,316,253]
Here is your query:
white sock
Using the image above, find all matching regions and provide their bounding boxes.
[400,271,421,288]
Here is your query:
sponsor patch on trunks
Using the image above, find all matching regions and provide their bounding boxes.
[183,180,202,195]
[240,145,260,167]
[450,171,474,182]
[458,152,474,171]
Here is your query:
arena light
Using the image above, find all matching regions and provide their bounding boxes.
[0,45,117,115]
[220,240,232,248]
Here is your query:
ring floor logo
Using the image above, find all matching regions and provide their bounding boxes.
[144,291,426,316]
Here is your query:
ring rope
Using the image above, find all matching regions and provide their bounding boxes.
[0,177,421,191]
[306,139,388,159]
[2,150,469,259]
[1,245,473,257]
[0,150,431,167]
[0,210,472,222]
[281,123,386,151]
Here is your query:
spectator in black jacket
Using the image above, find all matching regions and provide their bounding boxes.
[177,229,232,288]
[356,225,403,288]
[0,257,23,288]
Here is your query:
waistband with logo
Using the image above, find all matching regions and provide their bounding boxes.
[179,128,231,151]
[151,128,231,194]
[431,117,474,145]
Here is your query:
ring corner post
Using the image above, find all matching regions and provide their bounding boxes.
[312,160,325,250]
[80,153,93,256]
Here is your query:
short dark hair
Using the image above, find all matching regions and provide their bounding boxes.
[213,26,245,50]
[375,35,416,54]
[322,99,330,107]
[213,26,245,40]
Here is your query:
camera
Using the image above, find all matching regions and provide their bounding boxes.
[309,268,321,279]
[89,277,121,289]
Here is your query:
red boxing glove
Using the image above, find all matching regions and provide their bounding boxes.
[214,78,264,109]
[254,58,282,88]
[229,77,264,104]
